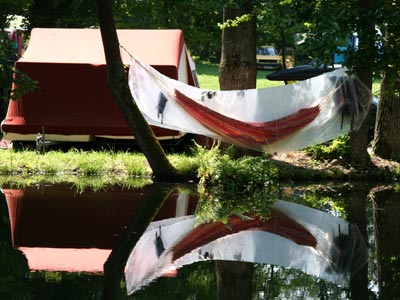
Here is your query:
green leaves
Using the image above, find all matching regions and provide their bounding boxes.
[217,13,253,29]
[196,144,279,193]
[9,69,39,100]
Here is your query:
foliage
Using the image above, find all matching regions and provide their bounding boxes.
[290,0,355,66]
[9,69,39,99]
[305,135,350,161]
[0,32,15,102]
[195,144,279,193]
[297,185,348,217]
[0,0,31,28]
[256,0,304,57]
[113,0,224,61]
[27,0,98,28]
[1,28,38,105]
[168,153,200,179]
[194,144,280,224]
[195,188,277,225]
[218,13,253,29]
[374,0,400,78]
[1,2,35,104]
[253,265,348,300]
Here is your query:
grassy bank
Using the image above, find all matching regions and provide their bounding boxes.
[0,149,199,178]
[1,145,399,190]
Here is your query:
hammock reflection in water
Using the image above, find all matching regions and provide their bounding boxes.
[125,200,368,295]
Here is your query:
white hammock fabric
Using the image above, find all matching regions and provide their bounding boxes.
[128,57,373,153]
[124,200,367,295]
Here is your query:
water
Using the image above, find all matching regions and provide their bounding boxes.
[1,181,399,299]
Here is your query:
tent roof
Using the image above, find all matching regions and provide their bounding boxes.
[20,28,185,66]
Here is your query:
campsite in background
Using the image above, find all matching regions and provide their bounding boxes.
[1,1,400,299]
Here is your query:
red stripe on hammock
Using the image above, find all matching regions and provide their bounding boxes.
[173,89,320,146]
[171,212,317,261]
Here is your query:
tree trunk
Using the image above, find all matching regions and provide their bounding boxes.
[344,186,369,300]
[102,183,174,299]
[345,0,375,166]
[215,260,254,300]
[373,75,400,160]
[95,0,178,181]
[372,187,400,299]
[219,3,258,157]
[214,4,256,295]
[219,4,256,90]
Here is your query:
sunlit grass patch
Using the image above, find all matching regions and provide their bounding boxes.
[195,61,283,90]
[0,149,153,176]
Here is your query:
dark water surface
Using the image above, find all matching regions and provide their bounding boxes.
[1,181,399,299]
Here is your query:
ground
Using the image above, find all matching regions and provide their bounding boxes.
[271,149,400,180]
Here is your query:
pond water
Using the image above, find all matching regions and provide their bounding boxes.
[1,181,398,299]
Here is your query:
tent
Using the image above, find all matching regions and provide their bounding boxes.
[1,28,198,143]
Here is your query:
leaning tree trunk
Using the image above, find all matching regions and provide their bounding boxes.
[373,75,400,160]
[102,184,174,299]
[95,0,177,181]
[219,2,258,157]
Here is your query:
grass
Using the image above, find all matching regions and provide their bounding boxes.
[1,143,398,189]
[195,61,284,90]
[0,148,201,179]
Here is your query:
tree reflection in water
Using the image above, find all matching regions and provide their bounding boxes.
[1,182,399,299]
[372,186,400,299]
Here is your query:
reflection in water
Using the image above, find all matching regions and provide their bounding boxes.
[125,200,368,295]
[372,186,400,299]
[1,182,198,274]
[1,183,399,299]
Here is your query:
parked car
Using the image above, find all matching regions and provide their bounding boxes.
[256,46,283,70]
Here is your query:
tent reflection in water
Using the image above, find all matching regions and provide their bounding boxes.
[1,184,198,273]
[125,200,368,295]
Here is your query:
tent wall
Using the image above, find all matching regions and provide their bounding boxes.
[1,28,195,142]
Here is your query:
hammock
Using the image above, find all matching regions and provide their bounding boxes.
[128,57,373,153]
[124,200,368,294]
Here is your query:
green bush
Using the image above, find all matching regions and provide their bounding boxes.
[305,135,350,161]
[196,144,279,193]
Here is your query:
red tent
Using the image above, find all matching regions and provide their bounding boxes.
[1,28,197,143]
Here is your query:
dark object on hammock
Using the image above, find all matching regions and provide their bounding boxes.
[207,91,216,99]
[332,76,357,130]
[201,91,216,102]
[154,226,166,258]
[157,92,169,123]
